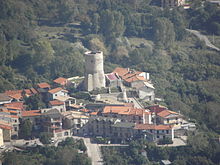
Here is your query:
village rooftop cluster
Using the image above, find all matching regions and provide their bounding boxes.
[0,51,196,147]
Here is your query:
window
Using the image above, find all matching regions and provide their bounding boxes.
[167,119,169,123]
[157,136,159,138]
[166,130,169,134]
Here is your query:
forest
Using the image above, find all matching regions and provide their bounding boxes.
[2,137,91,165]
[0,0,220,164]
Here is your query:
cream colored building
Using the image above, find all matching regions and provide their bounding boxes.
[157,110,183,127]
[0,128,4,147]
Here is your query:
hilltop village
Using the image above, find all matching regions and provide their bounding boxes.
[0,51,196,147]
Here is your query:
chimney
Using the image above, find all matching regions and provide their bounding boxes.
[146,73,150,80]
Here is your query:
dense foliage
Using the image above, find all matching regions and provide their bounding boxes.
[2,137,91,165]
[102,137,220,165]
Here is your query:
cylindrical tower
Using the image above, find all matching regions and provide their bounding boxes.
[84,51,106,91]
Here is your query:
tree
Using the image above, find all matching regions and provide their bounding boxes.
[32,39,54,65]
[152,17,175,49]
[39,132,52,144]
[100,10,125,42]
[19,119,33,139]
[24,94,46,110]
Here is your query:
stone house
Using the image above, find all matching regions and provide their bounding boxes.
[105,72,122,88]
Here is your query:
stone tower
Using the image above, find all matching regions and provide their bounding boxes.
[84,51,106,91]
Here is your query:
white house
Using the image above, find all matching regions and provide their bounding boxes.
[47,88,68,101]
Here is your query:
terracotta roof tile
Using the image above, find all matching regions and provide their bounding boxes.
[53,77,67,85]
[0,121,12,130]
[157,110,178,118]
[37,83,51,89]
[103,106,150,116]
[48,87,68,94]
[113,67,146,83]
[21,110,41,117]
[10,115,19,118]
[49,100,64,106]
[5,90,22,96]
[4,102,24,110]
[90,112,98,115]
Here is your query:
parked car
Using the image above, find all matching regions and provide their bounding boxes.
[0,145,5,149]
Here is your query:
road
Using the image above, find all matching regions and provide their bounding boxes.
[83,138,103,165]
[186,29,220,51]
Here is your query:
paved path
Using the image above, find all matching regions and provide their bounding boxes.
[83,138,103,165]
[186,29,220,51]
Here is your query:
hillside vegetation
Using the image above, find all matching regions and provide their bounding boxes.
[0,0,220,136]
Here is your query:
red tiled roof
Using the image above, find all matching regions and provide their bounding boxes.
[5,90,22,96]
[148,105,167,114]
[4,102,24,110]
[5,106,22,110]
[103,106,150,117]
[49,100,64,106]
[21,110,41,117]
[9,110,18,114]
[113,67,146,83]
[10,115,19,118]
[90,112,98,115]
[113,67,129,77]
[157,110,178,118]
[70,104,83,109]
[53,77,67,85]
[0,121,12,130]
[48,87,68,94]
[106,73,119,81]
[8,93,22,100]
[80,109,90,113]
[134,124,173,130]
[37,82,51,89]
[30,88,38,94]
